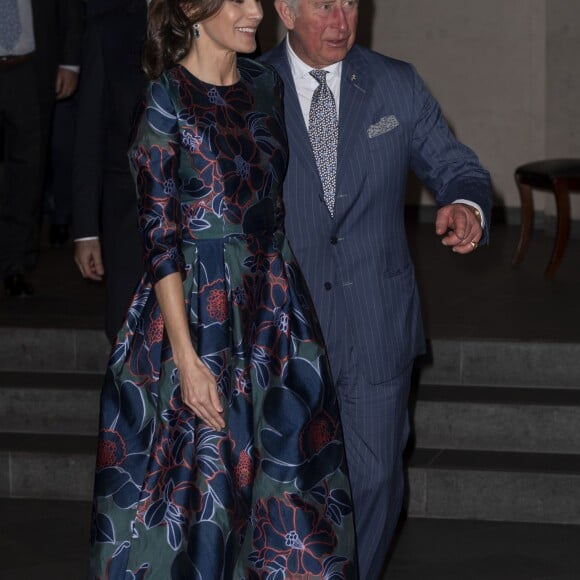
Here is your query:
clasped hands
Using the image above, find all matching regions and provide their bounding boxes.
[435,203,482,254]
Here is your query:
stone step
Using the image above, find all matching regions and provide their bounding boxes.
[413,384,580,454]
[0,433,96,501]
[3,372,580,450]
[0,372,101,435]
[419,339,580,388]
[2,328,580,388]
[0,327,109,373]
[408,448,580,525]
[2,433,579,525]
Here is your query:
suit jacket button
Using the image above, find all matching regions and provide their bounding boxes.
[330,236,338,245]
[324,282,332,290]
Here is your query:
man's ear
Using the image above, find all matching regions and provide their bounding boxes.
[274,0,297,30]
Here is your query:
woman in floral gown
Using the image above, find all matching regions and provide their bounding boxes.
[89,0,357,578]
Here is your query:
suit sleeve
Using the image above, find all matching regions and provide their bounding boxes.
[408,66,492,241]
[56,0,84,66]
[72,20,105,239]
[128,79,186,284]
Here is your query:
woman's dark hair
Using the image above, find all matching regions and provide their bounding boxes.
[143,0,225,80]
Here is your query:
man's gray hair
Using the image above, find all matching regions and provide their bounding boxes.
[282,0,300,14]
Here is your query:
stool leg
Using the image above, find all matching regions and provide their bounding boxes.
[512,174,534,267]
[545,179,570,278]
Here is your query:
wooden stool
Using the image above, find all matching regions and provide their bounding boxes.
[512,159,580,278]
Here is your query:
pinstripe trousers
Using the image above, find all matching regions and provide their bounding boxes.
[326,285,412,580]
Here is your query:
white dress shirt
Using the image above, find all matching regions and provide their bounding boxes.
[285,36,342,128]
[0,0,34,56]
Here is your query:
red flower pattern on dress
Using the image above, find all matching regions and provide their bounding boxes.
[207,288,228,323]
[301,411,338,455]
[234,449,254,489]
[146,314,164,344]
[97,429,127,469]
[251,493,337,576]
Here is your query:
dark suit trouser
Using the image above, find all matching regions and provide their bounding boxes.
[0,59,46,277]
[101,173,143,344]
[326,286,412,580]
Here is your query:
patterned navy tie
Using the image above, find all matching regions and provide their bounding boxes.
[308,69,338,217]
[0,0,21,52]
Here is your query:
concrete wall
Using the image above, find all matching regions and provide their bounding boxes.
[260,1,580,219]
[545,1,580,220]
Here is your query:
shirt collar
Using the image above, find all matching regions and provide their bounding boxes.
[285,35,342,83]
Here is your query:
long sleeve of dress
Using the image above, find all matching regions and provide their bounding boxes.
[128,77,186,284]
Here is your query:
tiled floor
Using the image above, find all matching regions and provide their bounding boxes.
[0,498,579,579]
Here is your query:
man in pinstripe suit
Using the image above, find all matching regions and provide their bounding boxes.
[262,0,492,577]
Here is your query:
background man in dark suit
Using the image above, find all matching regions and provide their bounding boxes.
[73,0,147,343]
[0,0,83,296]
[262,0,493,577]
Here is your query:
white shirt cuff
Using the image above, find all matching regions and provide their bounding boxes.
[453,199,485,228]
[59,64,80,74]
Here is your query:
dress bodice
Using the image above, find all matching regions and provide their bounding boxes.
[129,58,289,282]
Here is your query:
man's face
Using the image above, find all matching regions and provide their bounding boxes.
[276,0,359,68]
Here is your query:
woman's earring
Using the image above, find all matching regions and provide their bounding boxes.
[193,23,200,39]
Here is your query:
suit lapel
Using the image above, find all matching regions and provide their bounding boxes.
[269,44,321,181]
[335,47,373,214]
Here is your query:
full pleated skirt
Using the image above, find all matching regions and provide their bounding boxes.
[89,232,357,579]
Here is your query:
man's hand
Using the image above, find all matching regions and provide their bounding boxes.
[55,67,79,100]
[435,203,482,254]
[74,239,105,281]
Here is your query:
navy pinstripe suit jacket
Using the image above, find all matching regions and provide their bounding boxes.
[262,43,492,385]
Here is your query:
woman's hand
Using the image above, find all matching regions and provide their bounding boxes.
[152,272,226,431]
[178,357,225,431]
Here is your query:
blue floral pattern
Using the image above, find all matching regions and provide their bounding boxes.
[89,59,357,579]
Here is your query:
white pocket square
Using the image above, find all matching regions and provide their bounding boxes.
[367,115,399,139]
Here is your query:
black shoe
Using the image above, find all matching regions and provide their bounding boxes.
[4,274,34,297]
[49,224,70,246]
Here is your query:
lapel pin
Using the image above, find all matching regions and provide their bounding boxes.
[351,74,358,82]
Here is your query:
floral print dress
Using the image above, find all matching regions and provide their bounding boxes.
[89,59,357,579]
